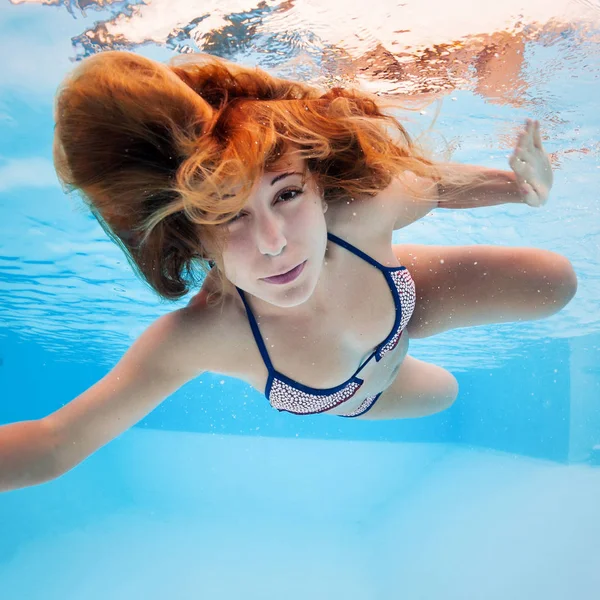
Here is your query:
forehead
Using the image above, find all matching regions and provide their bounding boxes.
[220,152,307,201]
[264,151,306,177]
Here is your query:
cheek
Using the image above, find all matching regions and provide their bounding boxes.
[297,198,325,229]
[222,244,252,281]
[306,204,328,237]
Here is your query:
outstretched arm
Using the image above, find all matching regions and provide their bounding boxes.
[387,120,553,231]
[0,308,210,492]
[435,164,522,208]
[436,119,553,209]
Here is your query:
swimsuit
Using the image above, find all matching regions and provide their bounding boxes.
[235,232,416,417]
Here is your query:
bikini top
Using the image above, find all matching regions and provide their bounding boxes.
[235,232,416,415]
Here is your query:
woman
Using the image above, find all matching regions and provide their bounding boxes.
[0,51,576,492]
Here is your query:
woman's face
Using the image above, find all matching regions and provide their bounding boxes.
[217,154,329,315]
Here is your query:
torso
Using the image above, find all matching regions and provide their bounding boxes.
[187,193,409,416]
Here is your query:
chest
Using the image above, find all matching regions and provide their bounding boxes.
[227,225,410,401]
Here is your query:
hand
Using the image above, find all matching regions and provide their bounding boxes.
[508,119,553,207]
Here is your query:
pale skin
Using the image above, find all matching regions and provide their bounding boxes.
[0,119,577,491]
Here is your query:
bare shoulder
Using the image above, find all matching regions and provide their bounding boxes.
[142,303,220,380]
[180,274,248,377]
[327,172,438,238]
[327,171,437,247]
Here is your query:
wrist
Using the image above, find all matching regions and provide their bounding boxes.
[501,170,527,204]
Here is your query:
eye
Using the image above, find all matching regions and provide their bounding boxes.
[224,187,304,225]
[276,186,304,203]
[227,212,243,224]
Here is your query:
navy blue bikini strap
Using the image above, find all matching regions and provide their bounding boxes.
[327,232,387,271]
[235,287,275,372]
[353,348,379,375]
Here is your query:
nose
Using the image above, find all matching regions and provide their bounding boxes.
[254,211,287,256]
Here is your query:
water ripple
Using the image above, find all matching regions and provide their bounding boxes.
[2,0,599,369]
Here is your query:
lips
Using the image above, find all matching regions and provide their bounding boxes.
[261,260,307,284]
[263,263,301,279]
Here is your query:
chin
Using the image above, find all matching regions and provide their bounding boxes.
[273,293,311,309]
[263,284,310,306]
[262,272,317,308]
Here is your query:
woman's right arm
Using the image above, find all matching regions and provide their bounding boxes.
[0,307,213,492]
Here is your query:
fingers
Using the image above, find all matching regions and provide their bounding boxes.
[515,121,532,156]
[509,119,548,208]
[525,119,536,151]
[514,119,544,160]
[532,120,543,149]
[514,140,528,161]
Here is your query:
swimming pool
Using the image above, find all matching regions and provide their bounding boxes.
[1,1,599,598]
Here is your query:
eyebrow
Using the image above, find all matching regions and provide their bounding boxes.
[270,171,302,186]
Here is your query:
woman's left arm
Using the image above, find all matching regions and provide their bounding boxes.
[436,119,553,210]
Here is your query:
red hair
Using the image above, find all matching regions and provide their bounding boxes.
[53,51,440,305]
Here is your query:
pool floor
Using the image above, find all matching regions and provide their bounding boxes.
[1,429,599,599]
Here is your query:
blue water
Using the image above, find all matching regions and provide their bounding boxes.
[1,1,600,599]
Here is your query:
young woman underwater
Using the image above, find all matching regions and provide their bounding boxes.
[0,51,577,491]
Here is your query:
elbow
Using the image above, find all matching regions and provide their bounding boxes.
[556,256,578,309]
[36,417,68,483]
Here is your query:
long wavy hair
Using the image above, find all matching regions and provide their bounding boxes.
[53,51,444,306]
